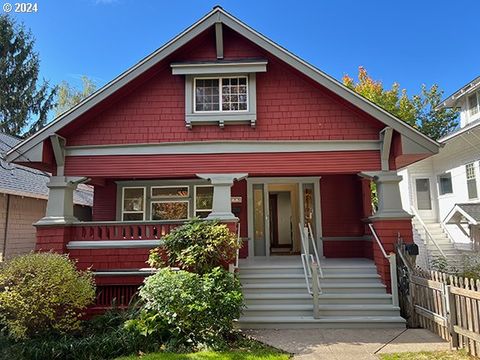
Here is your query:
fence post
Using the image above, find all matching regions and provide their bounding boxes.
[446,285,459,349]
[389,254,399,307]
[311,262,320,319]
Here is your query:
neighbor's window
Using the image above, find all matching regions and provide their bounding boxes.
[466,163,478,199]
[122,187,145,221]
[194,185,213,218]
[195,77,248,112]
[438,173,453,195]
[468,92,480,118]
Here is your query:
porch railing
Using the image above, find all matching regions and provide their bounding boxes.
[72,220,185,241]
[368,223,399,307]
[299,223,322,319]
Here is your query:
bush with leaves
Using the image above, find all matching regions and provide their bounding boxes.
[0,308,163,360]
[0,252,95,340]
[127,267,243,349]
[148,218,240,274]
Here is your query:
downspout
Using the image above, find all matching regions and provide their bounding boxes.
[2,194,10,261]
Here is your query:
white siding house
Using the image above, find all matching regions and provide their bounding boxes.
[400,76,480,268]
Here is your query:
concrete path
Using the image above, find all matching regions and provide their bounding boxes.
[245,328,450,359]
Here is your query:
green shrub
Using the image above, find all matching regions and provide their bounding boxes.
[128,267,243,349]
[0,252,95,340]
[148,218,240,274]
[0,309,163,360]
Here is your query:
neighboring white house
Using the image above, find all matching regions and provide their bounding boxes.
[399,76,480,268]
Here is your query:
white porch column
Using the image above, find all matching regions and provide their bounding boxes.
[196,173,248,220]
[360,171,412,220]
[37,176,79,225]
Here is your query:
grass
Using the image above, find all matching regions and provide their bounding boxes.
[115,337,290,360]
[379,350,473,360]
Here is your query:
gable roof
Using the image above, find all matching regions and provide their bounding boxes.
[0,133,93,205]
[439,75,480,109]
[5,7,439,162]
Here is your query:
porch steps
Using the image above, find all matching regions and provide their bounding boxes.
[237,257,405,329]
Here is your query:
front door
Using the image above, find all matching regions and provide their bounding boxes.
[414,177,437,222]
[248,178,322,257]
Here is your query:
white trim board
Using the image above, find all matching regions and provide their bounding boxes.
[65,140,381,156]
[67,240,163,249]
[6,7,439,163]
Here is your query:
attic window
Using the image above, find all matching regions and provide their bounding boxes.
[171,60,267,128]
[195,77,248,112]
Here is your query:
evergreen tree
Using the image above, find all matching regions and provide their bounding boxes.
[0,15,57,137]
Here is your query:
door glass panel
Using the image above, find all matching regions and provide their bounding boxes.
[415,179,432,210]
[303,183,315,236]
[253,184,266,256]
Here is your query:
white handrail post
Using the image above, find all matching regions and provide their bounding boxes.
[389,253,399,307]
[311,262,320,319]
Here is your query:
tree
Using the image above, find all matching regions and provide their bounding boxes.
[55,76,97,116]
[343,67,458,140]
[0,15,57,137]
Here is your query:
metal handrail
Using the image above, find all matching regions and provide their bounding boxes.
[299,223,322,296]
[410,206,447,258]
[368,223,399,307]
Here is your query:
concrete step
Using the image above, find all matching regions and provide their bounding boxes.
[241,282,387,294]
[243,304,401,317]
[239,273,381,284]
[243,293,393,305]
[236,315,406,329]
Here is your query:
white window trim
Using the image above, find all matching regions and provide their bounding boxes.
[437,172,453,197]
[194,185,214,217]
[466,162,479,200]
[151,185,189,198]
[193,76,249,114]
[467,91,480,121]
[150,200,190,221]
[121,186,146,221]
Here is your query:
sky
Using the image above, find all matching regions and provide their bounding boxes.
[6,0,480,100]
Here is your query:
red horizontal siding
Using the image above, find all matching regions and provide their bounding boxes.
[64,151,381,178]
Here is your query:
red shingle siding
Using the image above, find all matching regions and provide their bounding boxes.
[63,27,384,147]
[92,181,117,221]
[320,175,365,238]
[69,248,151,271]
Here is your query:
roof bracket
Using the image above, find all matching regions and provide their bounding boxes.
[50,134,66,176]
[215,22,223,60]
[380,127,393,171]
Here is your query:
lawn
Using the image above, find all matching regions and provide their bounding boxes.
[116,350,290,360]
[379,350,473,360]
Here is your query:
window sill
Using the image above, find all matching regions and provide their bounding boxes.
[186,113,256,128]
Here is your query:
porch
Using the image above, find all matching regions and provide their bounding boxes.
[34,171,415,319]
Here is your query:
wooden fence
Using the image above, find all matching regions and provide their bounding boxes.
[398,253,480,357]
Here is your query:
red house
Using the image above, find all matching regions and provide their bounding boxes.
[6,7,440,328]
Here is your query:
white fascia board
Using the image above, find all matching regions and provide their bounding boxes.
[65,140,380,156]
[171,61,267,75]
[7,7,439,163]
[67,240,163,249]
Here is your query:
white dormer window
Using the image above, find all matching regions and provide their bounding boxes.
[194,77,248,112]
[468,92,480,118]
[171,60,267,128]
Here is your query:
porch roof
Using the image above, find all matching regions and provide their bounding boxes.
[444,203,480,225]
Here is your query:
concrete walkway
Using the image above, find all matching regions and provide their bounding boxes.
[245,329,450,359]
